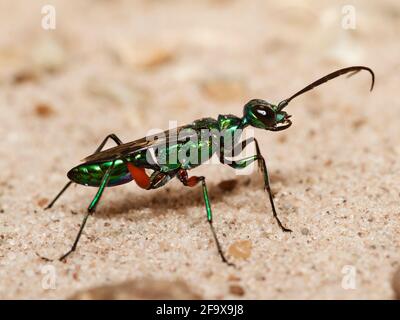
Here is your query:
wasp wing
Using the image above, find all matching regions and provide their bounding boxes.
[82,126,196,163]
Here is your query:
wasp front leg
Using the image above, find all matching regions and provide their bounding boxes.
[220,138,292,233]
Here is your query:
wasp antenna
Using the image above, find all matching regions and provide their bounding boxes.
[278,66,375,110]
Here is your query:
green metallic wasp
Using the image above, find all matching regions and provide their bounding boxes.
[46,66,374,264]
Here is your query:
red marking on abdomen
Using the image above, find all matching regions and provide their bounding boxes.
[127,163,150,189]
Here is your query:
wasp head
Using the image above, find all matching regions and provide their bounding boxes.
[243,99,292,131]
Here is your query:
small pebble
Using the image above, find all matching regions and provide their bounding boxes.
[158,241,171,252]
[34,103,55,118]
[324,159,333,167]
[278,134,287,144]
[37,198,49,208]
[228,240,252,260]
[352,118,367,129]
[114,43,174,70]
[229,284,245,296]
[50,214,60,222]
[301,228,310,235]
[13,70,38,84]
[228,274,241,282]
[137,48,173,69]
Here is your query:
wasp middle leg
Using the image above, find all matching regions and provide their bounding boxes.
[177,169,234,266]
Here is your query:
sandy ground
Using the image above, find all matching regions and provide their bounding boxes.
[0,0,399,299]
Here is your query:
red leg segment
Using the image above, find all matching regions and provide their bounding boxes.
[127,163,151,189]
[177,169,201,187]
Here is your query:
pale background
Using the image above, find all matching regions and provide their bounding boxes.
[0,0,399,299]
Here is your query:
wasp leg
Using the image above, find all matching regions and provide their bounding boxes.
[220,138,292,233]
[93,133,123,154]
[45,134,123,210]
[45,181,73,210]
[147,171,172,189]
[59,160,116,261]
[177,169,234,267]
[219,137,254,165]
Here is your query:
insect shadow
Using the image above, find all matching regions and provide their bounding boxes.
[92,174,275,219]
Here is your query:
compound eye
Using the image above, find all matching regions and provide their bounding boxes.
[256,106,273,116]
[255,106,275,125]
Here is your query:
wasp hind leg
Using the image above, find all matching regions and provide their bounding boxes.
[59,160,116,261]
[45,134,123,210]
[44,181,73,210]
[93,133,123,154]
